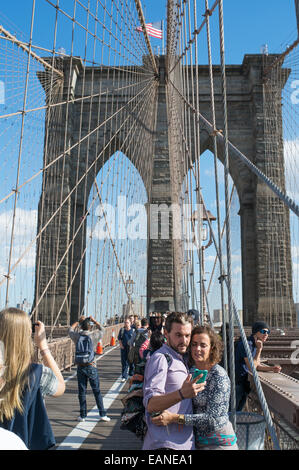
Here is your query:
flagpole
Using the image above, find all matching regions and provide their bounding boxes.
[162,20,164,55]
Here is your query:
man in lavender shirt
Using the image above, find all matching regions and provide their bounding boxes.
[142,312,206,450]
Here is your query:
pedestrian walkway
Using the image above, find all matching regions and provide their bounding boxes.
[45,345,143,450]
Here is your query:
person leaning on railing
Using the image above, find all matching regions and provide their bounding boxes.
[0,307,65,450]
[234,321,281,411]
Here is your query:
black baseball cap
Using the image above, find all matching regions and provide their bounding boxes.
[252,321,270,335]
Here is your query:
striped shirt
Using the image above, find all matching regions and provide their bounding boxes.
[40,365,59,397]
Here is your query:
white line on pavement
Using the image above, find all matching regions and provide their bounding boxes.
[56,376,127,450]
[56,344,126,450]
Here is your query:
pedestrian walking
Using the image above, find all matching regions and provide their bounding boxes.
[68,316,110,422]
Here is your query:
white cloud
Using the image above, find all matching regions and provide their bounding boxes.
[0,208,37,270]
[0,208,37,238]
[292,245,299,257]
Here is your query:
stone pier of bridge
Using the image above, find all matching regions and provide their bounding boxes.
[35,54,296,327]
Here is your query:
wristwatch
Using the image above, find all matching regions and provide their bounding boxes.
[177,414,185,425]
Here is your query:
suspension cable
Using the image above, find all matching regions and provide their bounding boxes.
[134,0,159,76]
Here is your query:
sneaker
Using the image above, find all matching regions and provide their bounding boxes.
[121,378,126,382]
[100,416,111,422]
[77,416,86,422]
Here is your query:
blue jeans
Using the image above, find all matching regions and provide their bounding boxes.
[235,381,250,411]
[120,347,134,379]
[77,365,106,418]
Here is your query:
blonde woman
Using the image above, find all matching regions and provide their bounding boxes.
[0,340,28,449]
[0,308,65,449]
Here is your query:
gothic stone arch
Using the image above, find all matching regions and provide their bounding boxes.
[34,57,157,324]
[34,55,296,327]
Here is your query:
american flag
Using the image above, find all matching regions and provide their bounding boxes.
[136,21,163,39]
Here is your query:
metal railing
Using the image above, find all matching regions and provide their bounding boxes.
[33,323,124,371]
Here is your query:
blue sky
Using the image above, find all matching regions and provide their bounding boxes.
[143,0,298,63]
[0,1,297,63]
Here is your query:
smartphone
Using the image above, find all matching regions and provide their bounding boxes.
[192,369,208,384]
[150,411,162,417]
[32,322,38,334]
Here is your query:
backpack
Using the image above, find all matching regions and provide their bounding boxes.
[75,334,95,364]
[128,331,148,365]
[119,327,125,341]
[120,353,172,440]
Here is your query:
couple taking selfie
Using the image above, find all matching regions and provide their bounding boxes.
[142,311,238,451]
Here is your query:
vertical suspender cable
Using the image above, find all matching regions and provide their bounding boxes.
[5,0,36,306]
[218,0,236,426]
[134,0,159,76]
[192,0,204,325]
[200,189,281,449]
[215,7,279,446]
[205,0,228,368]
[34,0,61,322]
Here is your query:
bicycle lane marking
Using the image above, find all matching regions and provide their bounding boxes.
[56,345,127,450]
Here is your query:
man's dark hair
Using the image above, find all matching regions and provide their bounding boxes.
[164,311,193,333]
[141,318,149,327]
[81,318,92,331]
[150,330,165,352]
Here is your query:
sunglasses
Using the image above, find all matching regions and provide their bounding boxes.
[259,329,270,335]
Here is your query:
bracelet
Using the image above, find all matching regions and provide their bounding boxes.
[177,414,185,425]
[40,348,50,356]
[178,389,185,400]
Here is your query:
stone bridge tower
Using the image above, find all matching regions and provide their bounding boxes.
[34,54,296,327]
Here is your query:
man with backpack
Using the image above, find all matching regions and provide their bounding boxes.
[68,316,110,423]
[127,318,150,366]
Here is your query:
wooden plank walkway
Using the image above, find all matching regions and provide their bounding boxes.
[45,345,143,451]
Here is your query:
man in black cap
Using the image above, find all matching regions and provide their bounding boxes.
[234,321,281,411]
